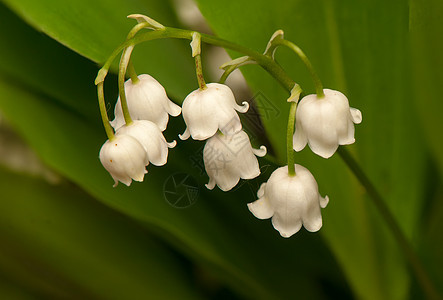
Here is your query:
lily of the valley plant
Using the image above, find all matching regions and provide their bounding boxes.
[91,13,442,300]
[95,14,362,238]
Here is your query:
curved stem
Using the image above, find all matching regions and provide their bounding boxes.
[286,102,297,176]
[118,46,134,125]
[274,39,325,98]
[97,82,115,141]
[219,65,235,84]
[127,61,139,84]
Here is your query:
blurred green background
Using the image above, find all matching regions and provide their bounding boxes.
[0,0,442,299]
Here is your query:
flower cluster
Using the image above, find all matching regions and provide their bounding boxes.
[95,16,362,238]
[99,75,178,187]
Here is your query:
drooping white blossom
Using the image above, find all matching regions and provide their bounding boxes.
[99,134,147,187]
[111,74,181,131]
[293,89,362,158]
[179,83,249,141]
[204,130,266,192]
[116,120,176,166]
[248,165,329,238]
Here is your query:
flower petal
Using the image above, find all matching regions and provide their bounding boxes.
[247,197,274,220]
[307,133,339,159]
[179,127,191,140]
[233,101,249,113]
[350,107,362,124]
[301,201,323,232]
[271,213,302,238]
[320,195,329,209]
[205,178,216,190]
[252,145,267,157]
[293,126,308,152]
[164,100,182,117]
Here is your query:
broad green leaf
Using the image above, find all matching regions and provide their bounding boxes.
[195,0,429,299]
[0,0,196,100]
[0,166,202,299]
[410,0,443,174]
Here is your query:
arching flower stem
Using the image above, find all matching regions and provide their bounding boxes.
[272,38,325,99]
[118,46,134,125]
[97,82,115,141]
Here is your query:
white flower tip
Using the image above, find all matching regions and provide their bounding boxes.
[247,199,274,220]
[279,231,293,238]
[167,102,182,117]
[309,143,337,159]
[320,195,329,208]
[167,140,177,148]
[179,128,190,140]
[133,172,146,182]
[273,222,301,238]
[252,145,267,157]
[293,130,307,152]
[350,108,362,124]
[234,101,249,113]
[205,179,216,190]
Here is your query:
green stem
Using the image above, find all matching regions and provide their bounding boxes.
[286,102,297,176]
[118,46,134,125]
[195,54,207,90]
[274,39,325,98]
[97,82,115,141]
[127,61,139,84]
[218,65,234,84]
[96,29,441,299]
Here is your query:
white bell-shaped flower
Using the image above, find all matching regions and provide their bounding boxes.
[204,130,266,192]
[116,120,176,166]
[248,165,329,238]
[180,83,249,141]
[111,74,181,131]
[293,89,362,158]
[99,134,147,187]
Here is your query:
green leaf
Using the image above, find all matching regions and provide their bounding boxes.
[410,0,443,174]
[0,0,196,100]
[195,0,429,299]
[0,166,201,299]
